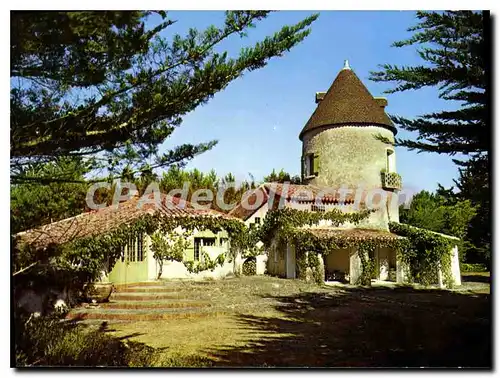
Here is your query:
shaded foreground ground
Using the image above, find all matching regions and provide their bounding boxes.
[94,274,490,367]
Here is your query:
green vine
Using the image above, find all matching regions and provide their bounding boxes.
[242,257,257,276]
[307,252,324,285]
[14,198,459,291]
[389,222,456,287]
[257,207,396,286]
[150,231,191,279]
[258,207,375,248]
[358,243,375,286]
[184,252,225,274]
[14,213,248,286]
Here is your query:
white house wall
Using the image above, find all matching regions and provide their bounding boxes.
[245,202,269,226]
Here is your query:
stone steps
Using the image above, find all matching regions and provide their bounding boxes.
[111,292,185,301]
[67,281,216,322]
[66,309,226,322]
[116,287,179,293]
[102,300,210,310]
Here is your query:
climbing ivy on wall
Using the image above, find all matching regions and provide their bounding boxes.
[290,228,406,286]
[13,213,249,286]
[14,202,459,290]
[184,252,226,274]
[257,207,375,247]
[257,207,401,286]
[258,208,457,288]
[389,222,455,287]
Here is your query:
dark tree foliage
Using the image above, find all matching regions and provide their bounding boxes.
[11,158,91,234]
[370,11,487,156]
[450,156,490,265]
[399,190,476,240]
[264,168,301,184]
[371,11,489,265]
[11,11,318,184]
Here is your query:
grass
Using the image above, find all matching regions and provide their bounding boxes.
[101,274,491,367]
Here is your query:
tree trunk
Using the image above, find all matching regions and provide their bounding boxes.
[157,260,163,280]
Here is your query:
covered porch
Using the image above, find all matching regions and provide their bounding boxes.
[298,228,406,285]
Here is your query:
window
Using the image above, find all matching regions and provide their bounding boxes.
[311,204,326,212]
[255,217,261,225]
[302,153,319,178]
[220,237,229,248]
[386,149,395,173]
[122,235,144,262]
[194,237,216,261]
[127,235,136,262]
[194,238,201,261]
[137,233,144,262]
[202,238,216,247]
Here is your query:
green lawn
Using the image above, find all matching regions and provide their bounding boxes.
[96,274,491,367]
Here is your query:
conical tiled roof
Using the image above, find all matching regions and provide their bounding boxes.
[299,64,396,140]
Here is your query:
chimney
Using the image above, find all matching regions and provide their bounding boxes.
[374,97,388,109]
[315,92,326,104]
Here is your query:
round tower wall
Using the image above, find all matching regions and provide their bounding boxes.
[302,125,400,226]
[302,125,396,189]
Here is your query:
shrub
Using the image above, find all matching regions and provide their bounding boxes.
[461,263,488,272]
[15,311,157,367]
[184,253,225,274]
[242,257,257,276]
[307,252,324,285]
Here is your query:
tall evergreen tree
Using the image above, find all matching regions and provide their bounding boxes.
[371,11,490,264]
[264,168,301,184]
[370,11,487,157]
[11,11,318,184]
[11,157,91,233]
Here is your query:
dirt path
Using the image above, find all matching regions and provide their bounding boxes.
[88,275,490,367]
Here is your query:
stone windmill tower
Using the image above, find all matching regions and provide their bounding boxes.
[299,60,402,223]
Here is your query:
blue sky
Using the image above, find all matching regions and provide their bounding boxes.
[147,11,465,193]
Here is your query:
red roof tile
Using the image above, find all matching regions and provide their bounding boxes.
[228,183,386,220]
[15,193,241,250]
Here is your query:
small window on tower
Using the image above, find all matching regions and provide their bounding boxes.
[303,153,319,177]
[386,149,395,173]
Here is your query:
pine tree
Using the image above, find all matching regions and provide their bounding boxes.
[11,11,318,184]
[264,168,301,184]
[11,157,91,233]
[370,11,487,157]
[371,11,490,265]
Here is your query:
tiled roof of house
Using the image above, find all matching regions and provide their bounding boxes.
[228,183,379,221]
[265,183,363,204]
[227,186,270,221]
[15,193,241,250]
[305,228,405,241]
[299,65,396,140]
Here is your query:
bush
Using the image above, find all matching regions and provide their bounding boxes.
[184,253,225,274]
[308,253,324,285]
[242,257,257,276]
[461,263,488,272]
[15,311,157,367]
